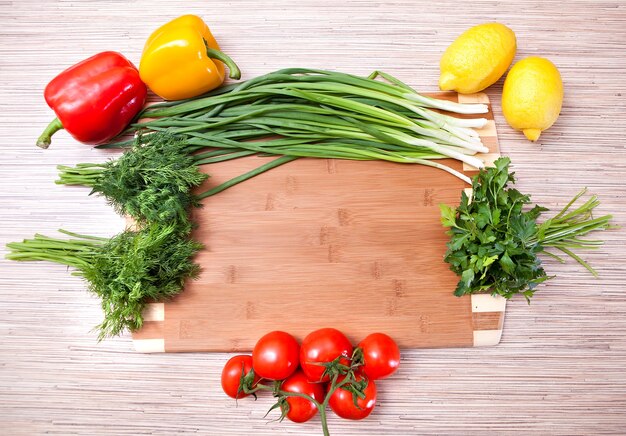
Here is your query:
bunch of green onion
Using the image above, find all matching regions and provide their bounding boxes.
[103,68,491,184]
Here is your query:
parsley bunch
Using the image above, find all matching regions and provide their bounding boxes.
[6,223,202,339]
[440,157,614,300]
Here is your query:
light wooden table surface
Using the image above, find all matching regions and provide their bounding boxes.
[1,1,625,435]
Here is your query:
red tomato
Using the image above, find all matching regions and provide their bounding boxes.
[328,374,377,420]
[300,328,353,382]
[221,355,257,399]
[280,370,325,423]
[252,331,300,380]
[357,333,400,380]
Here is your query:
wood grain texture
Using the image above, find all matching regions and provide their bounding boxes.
[1,0,625,435]
[131,92,500,352]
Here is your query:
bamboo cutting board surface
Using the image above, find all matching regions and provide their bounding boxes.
[132,92,504,352]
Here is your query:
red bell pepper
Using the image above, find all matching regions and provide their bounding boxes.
[36,51,147,148]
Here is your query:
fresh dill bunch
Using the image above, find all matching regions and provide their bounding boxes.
[6,223,203,340]
[57,132,208,226]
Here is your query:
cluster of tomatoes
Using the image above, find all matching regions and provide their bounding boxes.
[221,328,400,433]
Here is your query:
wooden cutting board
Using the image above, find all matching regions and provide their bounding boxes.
[132,92,505,353]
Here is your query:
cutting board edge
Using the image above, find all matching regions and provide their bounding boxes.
[131,294,506,353]
[471,294,507,347]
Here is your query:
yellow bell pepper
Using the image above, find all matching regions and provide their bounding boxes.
[139,15,241,101]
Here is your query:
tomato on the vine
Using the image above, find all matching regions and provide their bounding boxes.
[300,328,353,382]
[280,370,325,423]
[221,355,257,399]
[252,330,300,380]
[328,374,377,420]
[357,332,400,380]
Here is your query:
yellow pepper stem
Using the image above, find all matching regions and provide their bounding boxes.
[203,40,241,80]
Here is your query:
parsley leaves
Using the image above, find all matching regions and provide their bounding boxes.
[440,157,614,300]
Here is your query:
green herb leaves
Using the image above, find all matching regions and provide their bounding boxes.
[441,157,614,300]
[6,224,203,340]
[11,132,208,340]
[96,133,208,226]
[85,223,202,339]
[58,133,209,227]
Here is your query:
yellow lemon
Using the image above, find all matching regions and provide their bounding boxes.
[439,23,516,94]
[502,57,563,141]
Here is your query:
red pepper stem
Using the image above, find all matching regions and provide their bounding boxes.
[36,118,64,149]
[204,44,241,80]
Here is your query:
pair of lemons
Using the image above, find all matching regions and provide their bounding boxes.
[439,23,562,141]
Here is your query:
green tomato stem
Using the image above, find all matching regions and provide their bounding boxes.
[242,370,360,436]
